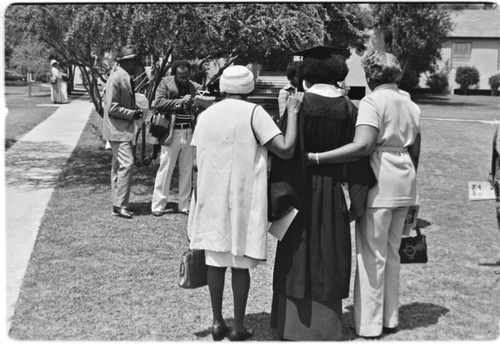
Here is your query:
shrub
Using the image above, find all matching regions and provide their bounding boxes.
[427,72,449,93]
[455,66,480,93]
[399,69,419,91]
[488,73,500,90]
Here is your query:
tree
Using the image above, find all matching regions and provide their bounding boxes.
[8,38,52,81]
[455,66,480,94]
[5,3,371,114]
[370,3,455,88]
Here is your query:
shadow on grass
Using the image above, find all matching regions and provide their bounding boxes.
[398,302,449,330]
[417,218,431,228]
[127,201,179,216]
[412,94,484,107]
[343,302,449,335]
[193,312,278,341]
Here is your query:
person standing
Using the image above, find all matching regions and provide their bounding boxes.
[277,61,300,120]
[151,60,201,216]
[50,59,68,104]
[103,46,144,219]
[188,65,303,341]
[306,51,421,338]
[270,56,371,341]
[489,121,500,274]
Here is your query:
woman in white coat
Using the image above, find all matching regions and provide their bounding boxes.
[50,60,68,104]
[306,51,421,338]
[187,65,303,341]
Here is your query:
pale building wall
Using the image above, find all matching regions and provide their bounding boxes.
[420,38,500,92]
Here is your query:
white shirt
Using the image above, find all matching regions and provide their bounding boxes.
[356,84,421,207]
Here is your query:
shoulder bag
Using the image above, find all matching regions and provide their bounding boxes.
[399,226,428,264]
[178,249,207,289]
[149,110,171,139]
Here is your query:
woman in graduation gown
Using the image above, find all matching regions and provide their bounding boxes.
[270,55,373,340]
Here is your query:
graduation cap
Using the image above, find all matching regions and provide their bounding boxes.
[289,45,350,60]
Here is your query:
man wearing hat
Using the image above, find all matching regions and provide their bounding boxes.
[103,46,144,219]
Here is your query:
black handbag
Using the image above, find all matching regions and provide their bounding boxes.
[178,249,208,289]
[149,110,171,139]
[399,226,428,264]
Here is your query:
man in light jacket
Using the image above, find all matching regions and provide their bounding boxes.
[103,46,143,219]
[150,60,201,216]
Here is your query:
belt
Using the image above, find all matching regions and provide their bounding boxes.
[376,145,408,152]
[174,123,192,129]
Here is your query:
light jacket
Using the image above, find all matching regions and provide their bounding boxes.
[102,66,136,142]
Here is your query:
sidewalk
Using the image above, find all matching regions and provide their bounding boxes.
[4,97,94,332]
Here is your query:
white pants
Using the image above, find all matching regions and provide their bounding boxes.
[354,206,409,337]
[151,128,193,212]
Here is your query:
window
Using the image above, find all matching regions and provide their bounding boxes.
[451,42,472,68]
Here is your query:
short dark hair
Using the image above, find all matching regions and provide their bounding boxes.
[171,60,191,76]
[285,61,301,82]
[298,55,348,85]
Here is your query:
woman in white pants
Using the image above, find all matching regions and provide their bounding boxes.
[306,51,421,338]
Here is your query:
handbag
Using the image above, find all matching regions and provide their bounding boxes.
[149,110,171,139]
[399,226,428,264]
[178,249,208,288]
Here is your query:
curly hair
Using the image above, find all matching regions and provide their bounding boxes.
[361,51,402,85]
[171,60,191,76]
[285,61,301,82]
[298,55,348,85]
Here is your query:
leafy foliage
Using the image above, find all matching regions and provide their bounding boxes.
[426,71,449,92]
[370,3,455,88]
[5,3,370,115]
[455,66,480,91]
[488,73,500,90]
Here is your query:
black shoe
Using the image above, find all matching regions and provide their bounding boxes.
[209,324,229,341]
[112,206,133,219]
[227,328,253,341]
[383,327,398,334]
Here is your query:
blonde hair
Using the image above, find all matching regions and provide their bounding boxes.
[361,51,402,85]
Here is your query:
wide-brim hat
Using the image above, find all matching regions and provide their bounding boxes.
[50,59,58,66]
[220,65,254,94]
[117,46,141,61]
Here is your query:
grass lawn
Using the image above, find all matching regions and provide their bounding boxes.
[4,85,84,150]
[6,93,500,341]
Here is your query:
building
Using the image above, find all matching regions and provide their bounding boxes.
[433,9,500,93]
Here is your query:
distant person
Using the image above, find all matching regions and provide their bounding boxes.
[150,60,201,216]
[188,65,303,341]
[102,46,144,219]
[277,61,300,120]
[489,121,500,273]
[49,59,68,104]
[305,51,421,338]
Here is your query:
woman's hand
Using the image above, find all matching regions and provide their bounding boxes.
[304,152,314,166]
[286,92,304,116]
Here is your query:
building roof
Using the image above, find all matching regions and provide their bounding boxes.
[450,9,500,38]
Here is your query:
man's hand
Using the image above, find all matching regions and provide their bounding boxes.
[133,109,143,120]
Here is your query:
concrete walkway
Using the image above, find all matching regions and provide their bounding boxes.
[5,98,94,332]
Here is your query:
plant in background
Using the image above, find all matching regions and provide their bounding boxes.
[455,66,480,95]
[398,69,419,92]
[427,71,449,93]
[488,73,500,96]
